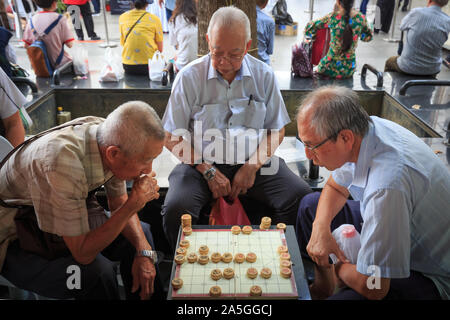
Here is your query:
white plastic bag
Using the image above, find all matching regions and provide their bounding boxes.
[149,51,165,81]
[72,45,89,76]
[329,224,361,265]
[99,48,124,82]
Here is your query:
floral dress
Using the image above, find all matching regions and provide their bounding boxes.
[304,11,373,79]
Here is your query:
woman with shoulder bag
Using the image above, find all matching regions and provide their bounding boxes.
[119,0,164,76]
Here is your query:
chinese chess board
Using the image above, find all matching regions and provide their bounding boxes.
[171,228,298,299]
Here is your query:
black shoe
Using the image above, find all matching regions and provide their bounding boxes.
[401,6,408,12]
[168,65,174,83]
[90,35,101,40]
[374,28,379,34]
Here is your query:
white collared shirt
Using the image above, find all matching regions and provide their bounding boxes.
[162,54,290,164]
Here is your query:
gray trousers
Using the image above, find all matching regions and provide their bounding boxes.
[161,157,313,250]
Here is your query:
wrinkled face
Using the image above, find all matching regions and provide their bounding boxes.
[108,137,165,181]
[207,25,251,80]
[297,118,348,171]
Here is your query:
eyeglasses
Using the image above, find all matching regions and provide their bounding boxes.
[298,132,338,153]
[210,51,245,63]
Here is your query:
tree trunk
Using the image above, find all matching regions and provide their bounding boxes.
[197,0,258,59]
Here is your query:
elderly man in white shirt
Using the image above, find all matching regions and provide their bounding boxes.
[161,6,312,249]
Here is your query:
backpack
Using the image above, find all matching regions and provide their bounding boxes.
[291,41,313,78]
[26,15,64,77]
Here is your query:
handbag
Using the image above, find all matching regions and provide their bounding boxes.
[0,121,85,260]
[291,41,313,78]
[311,28,330,66]
[209,197,251,226]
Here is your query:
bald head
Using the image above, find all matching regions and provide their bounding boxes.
[297,86,371,140]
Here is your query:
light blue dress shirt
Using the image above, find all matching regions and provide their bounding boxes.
[332,116,450,299]
[162,54,290,164]
[164,0,176,11]
[256,6,275,65]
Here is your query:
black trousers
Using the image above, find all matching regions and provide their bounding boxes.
[70,2,97,39]
[162,157,313,250]
[0,222,162,300]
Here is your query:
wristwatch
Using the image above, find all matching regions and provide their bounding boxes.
[136,249,158,264]
[202,166,216,181]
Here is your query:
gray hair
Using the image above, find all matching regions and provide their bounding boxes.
[97,101,165,156]
[296,86,372,140]
[207,6,251,43]
[434,0,448,7]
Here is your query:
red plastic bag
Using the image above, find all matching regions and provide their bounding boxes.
[311,28,331,66]
[209,197,251,226]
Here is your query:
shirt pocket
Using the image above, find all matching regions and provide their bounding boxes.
[191,103,229,130]
[229,98,267,129]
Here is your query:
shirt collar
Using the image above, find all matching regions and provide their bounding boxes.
[207,54,251,82]
[351,120,375,188]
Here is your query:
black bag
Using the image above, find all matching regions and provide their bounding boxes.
[272,0,294,25]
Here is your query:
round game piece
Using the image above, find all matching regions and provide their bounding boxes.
[222,252,233,263]
[174,254,186,265]
[277,245,288,254]
[223,268,235,279]
[210,268,223,281]
[171,278,183,290]
[234,253,245,263]
[250,285,262,297]
[246,252,257,263]
[198,255,209,265]
[183,227,192,236]
[280,259,292,269]
[181,214,192,228]
[209,285,222,297]
[276,223,287,231]
[260,267,272,279]
[280,267,292,279]
[261,216,271,226]
[259,224,268,230]
[199,245,209,255]
[211,252,222,263]
[280,252,291,261]
[231,225,241,235]
[176,247,187,256]
[179,240,190,248]
[246,267,258,279]
[242,226,253,235]
[187,252,198,263]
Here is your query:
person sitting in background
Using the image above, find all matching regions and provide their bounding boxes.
[0,67,26,147]
[256,0,275,66]
[384,0,450,76]
[167,0,198,74]
[120,0,163,76]
[63,0,100,40]
[23,0,74,71]
[304,0,373,79]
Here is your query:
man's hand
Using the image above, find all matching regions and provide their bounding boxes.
[230,163,258,199]
[207,168,231,199]
[131,256,156,300]
[307,222,349,267]
[128,172,160,212]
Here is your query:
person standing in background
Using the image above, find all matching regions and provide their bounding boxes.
[256,0,275,66]
[374,0,395,33]
[63,0,100,40]
[159,0,175,20]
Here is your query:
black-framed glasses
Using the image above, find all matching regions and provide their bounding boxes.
[298,133,337,152]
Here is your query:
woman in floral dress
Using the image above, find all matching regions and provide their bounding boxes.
[304,0,373,79]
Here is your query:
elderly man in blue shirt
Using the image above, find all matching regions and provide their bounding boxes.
[161,6,312,249]
[296,86,450,300]
[384,0,450,76]
[256,0,275,65]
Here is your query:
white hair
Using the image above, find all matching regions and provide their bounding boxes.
[97,101,165,156]
[207,6,251,43]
